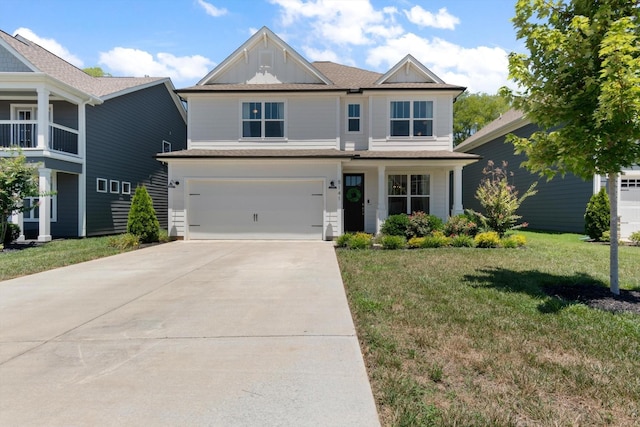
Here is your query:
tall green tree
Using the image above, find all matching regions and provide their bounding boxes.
[127,185,159,243]
[453,91,511,145]
[0,151,40,248]
[83,67,111,77]
[502,0,640,294]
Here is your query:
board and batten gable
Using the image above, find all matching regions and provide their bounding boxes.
[460,123,593,233]
[86,82,186,236]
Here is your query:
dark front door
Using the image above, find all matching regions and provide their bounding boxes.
[343,173,365,232]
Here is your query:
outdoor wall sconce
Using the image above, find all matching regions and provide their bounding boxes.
[329,180,337,189]
[168,180,180,188]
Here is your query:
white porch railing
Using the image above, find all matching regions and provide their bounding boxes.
[0,120,79,155]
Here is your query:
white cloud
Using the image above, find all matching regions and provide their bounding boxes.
[99,47,214,83]
[302,46,340,63]
[403,6,460,30]
[367,34,509,93]
[196,0,228,17]
[13,27,84,67]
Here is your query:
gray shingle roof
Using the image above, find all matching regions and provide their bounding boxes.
[0,29,167,98]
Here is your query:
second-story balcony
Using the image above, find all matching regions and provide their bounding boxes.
[0,120,79,155]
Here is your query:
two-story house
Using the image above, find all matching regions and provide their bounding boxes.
[0,29,186,241]
[157,27,479,240]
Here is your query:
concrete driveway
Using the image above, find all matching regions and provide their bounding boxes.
[0,241,379,426]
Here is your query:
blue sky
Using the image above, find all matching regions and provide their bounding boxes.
[0,0,523,93]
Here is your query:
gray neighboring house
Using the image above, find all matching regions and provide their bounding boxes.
[455,109,640,239]
[0,29,186,240]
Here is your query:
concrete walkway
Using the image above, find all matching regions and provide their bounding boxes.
[0,241,379,426]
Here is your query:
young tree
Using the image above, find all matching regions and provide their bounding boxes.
[82,67,112,77]
[0,151,40,248]
[127,185,160,243]
[502,0,640,294]
[453,91,511,145]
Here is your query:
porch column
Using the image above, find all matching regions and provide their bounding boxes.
[10,211,25,242]
[452,166,464,215]
[38,168,52,242]
[78,102,87,237]
[36,87,50,149]
[376,164,387,234]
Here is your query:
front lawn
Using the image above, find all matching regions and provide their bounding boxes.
[337,231,640,426]
[0,237,133,281]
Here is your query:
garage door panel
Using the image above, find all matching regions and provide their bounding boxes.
[187,180,324,240]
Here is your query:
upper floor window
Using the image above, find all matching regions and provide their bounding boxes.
[390,101,433,137]
[347,103,361,133]
[242,101,285,138]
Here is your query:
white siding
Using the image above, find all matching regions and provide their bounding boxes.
[188,97,237,145]
[340,97,368,151]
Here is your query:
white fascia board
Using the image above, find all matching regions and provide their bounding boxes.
[0,72,101,105]
[454,115,531,153]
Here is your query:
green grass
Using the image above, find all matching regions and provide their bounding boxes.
[337,231,640,426]
[0,237,133,281]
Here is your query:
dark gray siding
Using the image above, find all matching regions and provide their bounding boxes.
[462,123,593,233]
[51,101,78,128]
[0,45,31,72]
[52,172,78,237]
[0,100,11,119]
[85,83,186,236]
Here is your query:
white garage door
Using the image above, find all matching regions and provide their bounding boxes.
[620,177,640,239]
[187,180,324,240]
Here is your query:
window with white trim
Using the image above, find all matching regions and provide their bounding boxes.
[110,180,120,194]
[24,174,57,222]
[390,101,433,137]
[121,182,131,195]
[242,101,285,138]
[162,140,172,153]
[97,178,107,193]
[387,174,430,215]
[347,103,361,133]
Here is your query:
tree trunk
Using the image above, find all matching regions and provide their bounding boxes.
[608,173,619,295]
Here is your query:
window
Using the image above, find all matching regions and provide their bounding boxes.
[97,178,107,193]
[162,140,172,153]
[242,101,284,138]
[390,101,433,137]
[387,174,430,215]
[121,182,131,195]
[110,180,120,194]
[347,103,361,133]
[24,174,56,222]
[621,178,640,188]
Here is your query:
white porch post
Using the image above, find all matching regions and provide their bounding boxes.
[337,162,343,236]
[452,166,464,215]
[376,164,387,234]
[38,168,52,242]
[78,102,87,237]
[10,211,25,242]
[36,87,50,149]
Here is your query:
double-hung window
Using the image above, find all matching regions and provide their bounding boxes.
[390,101,433,137]
[347,103,361,133]
[242,101,284,138]
[387,174,430,215]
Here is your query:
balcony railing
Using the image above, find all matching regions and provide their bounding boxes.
[0,121,78,155]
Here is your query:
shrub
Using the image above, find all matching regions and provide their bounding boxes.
[501,237,519,248]
[407,237,426,248]
[444,214,479,237]
[107,233,140,250]
[601,230,611,242]
[584,188,610,241]
[474,231,501,248]
[467,161,537,237]
[381,214,410,237]
[380,235,406,249]
[158,228,171,243]
[630,231,640,246]
[407,211,444,238]
[510,234,527,247]
[421,232,451,248]
[336,233,353,248]
[127,186,160,243]
[347,232,373,249]
[450,234,475,247]
[2,223,21,245]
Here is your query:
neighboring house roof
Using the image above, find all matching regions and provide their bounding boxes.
[0,29,173,100]
[455,109,531,153]
[157,148,480,161]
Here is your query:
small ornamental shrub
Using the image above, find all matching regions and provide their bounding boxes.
[158,228,171,243]
[381,214,410,236]
[407,211,444,238]
[584,188,610,241]
[444,214,479,237]
[421,232,451,248]
[510,234,527,247]
[347,232,373,249]
[501,237,519,248]
[336,233,352,248]
[601,230,611,242]
[450,234,475,247]
[2,223,21,245]
[407,237,426,248]
[380,235,406,249]
[630,231,640,246]
[127,186,160,243]
[474,231,501,248]
[107,233,140,250]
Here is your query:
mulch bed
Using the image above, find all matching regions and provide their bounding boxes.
[0,241,45,254]
[544,284,640,315]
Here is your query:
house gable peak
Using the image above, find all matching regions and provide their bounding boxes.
[375,54,444,85]
[197,26,332,86]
